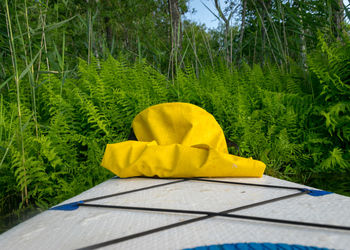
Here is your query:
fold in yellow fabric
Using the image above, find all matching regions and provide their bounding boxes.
[101,102,266,178]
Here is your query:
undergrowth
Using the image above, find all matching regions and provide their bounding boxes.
[1,37,349,232]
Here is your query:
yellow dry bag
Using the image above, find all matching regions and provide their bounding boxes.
[101,102,266,178]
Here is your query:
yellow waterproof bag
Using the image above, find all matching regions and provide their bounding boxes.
[101,103,266,178]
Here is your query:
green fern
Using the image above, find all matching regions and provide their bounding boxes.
[319,148,349,172]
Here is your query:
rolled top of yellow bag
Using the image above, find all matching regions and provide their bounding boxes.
[132,103,228,153]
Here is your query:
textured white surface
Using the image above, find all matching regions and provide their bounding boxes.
[0,175,349,250]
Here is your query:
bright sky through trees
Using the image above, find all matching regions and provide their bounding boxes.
[186,0,350,29]
[185,0,224,29]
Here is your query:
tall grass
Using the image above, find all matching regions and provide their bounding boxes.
[5,0,28,206]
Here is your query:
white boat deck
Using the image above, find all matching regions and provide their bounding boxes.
[0,175,349,249]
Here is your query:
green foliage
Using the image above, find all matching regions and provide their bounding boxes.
[305,34,350,179]
[1,0,350,234]
[2,36,350,220]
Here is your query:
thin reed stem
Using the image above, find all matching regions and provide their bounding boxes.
[88,4,92,65]
[24,0,39,137]
[5,0,28,206]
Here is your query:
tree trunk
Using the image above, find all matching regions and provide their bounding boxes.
[260,0,265,66]
[280,0,289,65]
[168,0,182,79]
[239,0,247,61]
[332,0,344,40]
[214,0,233,65]
[102,0,113,49]
[225,22,230,64]
[104,16,113,48]
[259,0,271,66]
[296,1,307,69]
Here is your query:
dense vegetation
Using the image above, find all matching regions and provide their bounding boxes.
[1,0,349,232]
